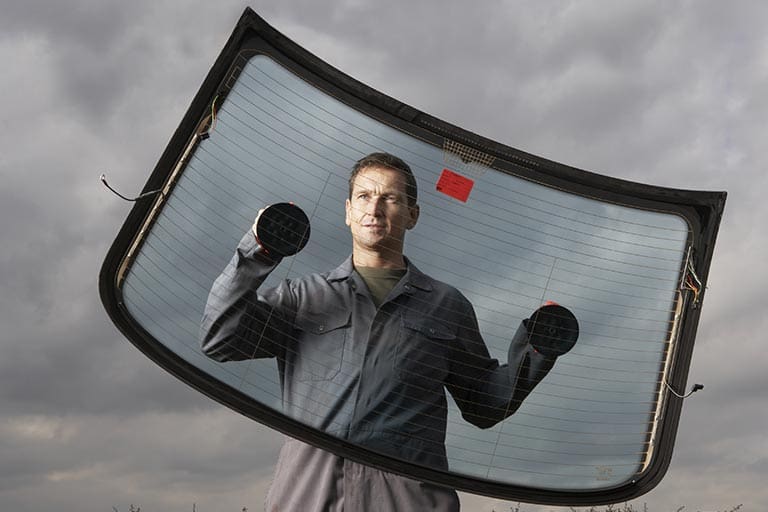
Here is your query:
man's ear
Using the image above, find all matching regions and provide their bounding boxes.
[345,198,352,227]
[407,204,420,230]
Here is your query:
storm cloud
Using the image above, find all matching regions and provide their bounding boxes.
[1,1,765,511]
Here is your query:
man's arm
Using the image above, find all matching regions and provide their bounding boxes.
[200,231,296,362]
[445,297,557,429]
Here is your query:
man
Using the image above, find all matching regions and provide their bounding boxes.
[201,152,559,511]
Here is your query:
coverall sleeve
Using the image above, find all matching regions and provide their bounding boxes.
[200,231,297,362]
[445,296,556,429]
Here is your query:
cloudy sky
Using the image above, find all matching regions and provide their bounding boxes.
[1,1,766,511]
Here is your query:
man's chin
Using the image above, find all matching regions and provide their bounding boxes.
[357,231,385,244]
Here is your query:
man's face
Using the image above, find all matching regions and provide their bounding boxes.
[345,165,419,261]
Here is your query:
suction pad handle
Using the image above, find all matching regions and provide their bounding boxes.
[524,303,579,357]
[255,203,311,257]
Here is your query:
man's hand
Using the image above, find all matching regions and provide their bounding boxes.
[251,207,266,240]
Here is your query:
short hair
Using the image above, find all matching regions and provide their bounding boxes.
[349,152,418,206]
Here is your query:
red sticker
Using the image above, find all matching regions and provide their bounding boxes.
[436,169,474,202]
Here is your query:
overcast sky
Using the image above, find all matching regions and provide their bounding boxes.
[1,1,766,511]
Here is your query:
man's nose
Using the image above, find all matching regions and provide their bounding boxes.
[365,196,384,215]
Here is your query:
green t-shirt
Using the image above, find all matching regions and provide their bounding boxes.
[355,266,407,308]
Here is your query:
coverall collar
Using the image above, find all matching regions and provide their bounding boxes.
[327,255,433,292]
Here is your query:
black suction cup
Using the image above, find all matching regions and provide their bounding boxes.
[524,303,579,357]
[255,202,311,257]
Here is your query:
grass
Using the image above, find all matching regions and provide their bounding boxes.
[111,504,743,511]
[493,505,743,512]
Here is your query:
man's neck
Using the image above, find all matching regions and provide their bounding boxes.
[352,247,405,269]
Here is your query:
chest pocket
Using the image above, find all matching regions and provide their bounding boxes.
[293,309,350,382]
[397,313,454,388]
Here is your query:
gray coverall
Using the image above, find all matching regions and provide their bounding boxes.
[201,232,556,511]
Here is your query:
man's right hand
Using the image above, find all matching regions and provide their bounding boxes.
[251,208,267,240]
